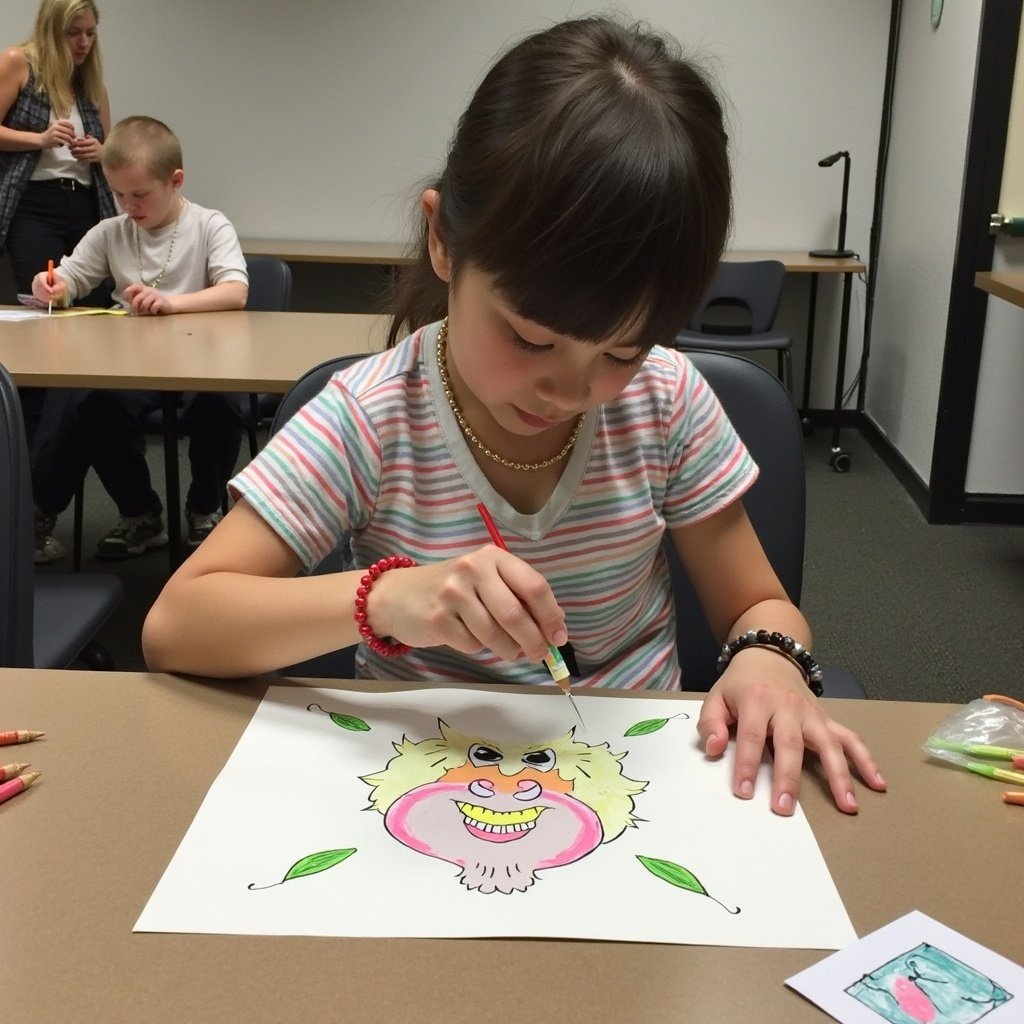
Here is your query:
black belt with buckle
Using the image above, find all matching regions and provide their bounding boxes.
[30,177,91,191]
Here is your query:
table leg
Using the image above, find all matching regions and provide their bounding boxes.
[801,273,818,437]
[828,272,854,473]
[161,391,183,568]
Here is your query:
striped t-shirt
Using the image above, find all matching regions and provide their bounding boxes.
[231,322,757,690]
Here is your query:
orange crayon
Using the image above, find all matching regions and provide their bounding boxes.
[1002,791,1024,807]
[0,770,40,807]
[0,730,45,746]
[0,762,30,782]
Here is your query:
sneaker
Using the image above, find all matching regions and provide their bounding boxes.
[95,512,168,560]
[186,508,222,549]
[34,506,66,564]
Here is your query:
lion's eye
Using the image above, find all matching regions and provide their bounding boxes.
[522,748,556,771]
[469,744,503,766]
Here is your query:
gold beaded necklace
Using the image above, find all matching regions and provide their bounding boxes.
[133,199,187,288]
[436,316,585,472]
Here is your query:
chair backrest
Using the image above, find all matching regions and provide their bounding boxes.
[687,259,786,335]
[270,353,371,435]
[671,351,805,689]
[244,255,293,312]
[0,362,37,667]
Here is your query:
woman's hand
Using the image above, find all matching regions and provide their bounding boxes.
[69,133,102,162]
[123,283,175,315]
[697,647,887,816]
[39,118,75,149]
[367,544,568,663]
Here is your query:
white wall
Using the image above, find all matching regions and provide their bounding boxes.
[864,0,982,484]
[6,0,890,405]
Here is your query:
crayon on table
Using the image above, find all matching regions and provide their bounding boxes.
[965,761,1024,786]
[0,762,30,782]
[0,730,45,746]
[0,770,40,807]
[1003,791,1024,807]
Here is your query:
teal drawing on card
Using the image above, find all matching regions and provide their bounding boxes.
[845,942,1011,1024]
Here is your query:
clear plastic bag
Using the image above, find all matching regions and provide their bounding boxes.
[923,694,1024,768]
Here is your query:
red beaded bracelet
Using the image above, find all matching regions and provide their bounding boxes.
[353,555,418,657]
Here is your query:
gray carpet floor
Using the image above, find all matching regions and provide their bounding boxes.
[41,424,1024,704]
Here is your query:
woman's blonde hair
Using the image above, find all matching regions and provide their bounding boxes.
[22,0,103,117]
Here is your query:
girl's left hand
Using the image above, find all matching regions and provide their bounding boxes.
[69,134,102,163]
[696,647,887,816]
[124,283,175,316]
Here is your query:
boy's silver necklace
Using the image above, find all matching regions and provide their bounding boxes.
[436,316,585,472]
[134,199,187,288]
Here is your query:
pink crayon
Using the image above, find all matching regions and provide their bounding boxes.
[0,771,41,807]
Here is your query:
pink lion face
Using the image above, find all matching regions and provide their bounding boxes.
[383,742,604,894]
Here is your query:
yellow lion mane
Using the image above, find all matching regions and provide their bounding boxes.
[360,720,647,842]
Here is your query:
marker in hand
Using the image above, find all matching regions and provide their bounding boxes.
[475,502,585,729]
[46,259,54,316]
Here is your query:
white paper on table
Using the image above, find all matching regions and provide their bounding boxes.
[0,309,48,321]
[786,910,1022,1022]
[135,686,856,948]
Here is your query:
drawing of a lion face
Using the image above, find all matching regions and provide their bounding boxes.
[361,721,646,894]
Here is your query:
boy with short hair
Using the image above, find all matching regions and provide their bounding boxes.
[31,115,249,561]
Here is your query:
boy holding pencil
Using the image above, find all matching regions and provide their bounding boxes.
[30,115,248,562]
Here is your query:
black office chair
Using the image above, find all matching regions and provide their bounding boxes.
[672,260,793,392]
[265,349,863,697]
[70,255,294,569]
[0,362,123,669]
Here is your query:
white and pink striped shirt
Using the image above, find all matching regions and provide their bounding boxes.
[231,322,757,689]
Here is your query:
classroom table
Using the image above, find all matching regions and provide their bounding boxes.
[0,309,389,565]
[240,242,866,470]
[0,669,1018,1024]
[975,270,1024,308]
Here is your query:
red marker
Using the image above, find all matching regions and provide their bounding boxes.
[47,259,54,315]
[0,770,40,807]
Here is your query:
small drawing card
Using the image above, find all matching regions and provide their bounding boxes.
[786,910,1022,1024]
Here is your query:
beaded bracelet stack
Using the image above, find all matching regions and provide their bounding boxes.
[353,555,418,657]
[716,629,824,697]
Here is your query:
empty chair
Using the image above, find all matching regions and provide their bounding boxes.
[673,259,793,391]
[264,348,862,698]
[0,361,123,669]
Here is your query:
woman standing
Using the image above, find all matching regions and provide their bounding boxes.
[0,0,115,295]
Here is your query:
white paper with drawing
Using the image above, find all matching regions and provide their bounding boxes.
[135,686,855,947]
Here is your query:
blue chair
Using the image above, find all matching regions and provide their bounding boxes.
[268,349,863,697]
[0,361,123,669]
[673,260,793,392]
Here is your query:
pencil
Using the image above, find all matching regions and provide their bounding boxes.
[0,762,30,782]
[47,259,54,316]
[474,502,585,728]
[0,771,40,807]
[0,730,45,746]
[965,761,1024,786]
[927,738,1024,761]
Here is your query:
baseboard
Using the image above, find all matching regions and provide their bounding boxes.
[841,414,1024,525]
[846,413,931,517]
[960,494,1024,525]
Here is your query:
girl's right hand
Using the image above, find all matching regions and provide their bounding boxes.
[367,545,568,663]
[31,269,68,305]
[39,119,75,149]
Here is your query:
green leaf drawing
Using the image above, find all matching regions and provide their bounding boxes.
[636,855,740,914]
[624,712,689,737]
[307,703,370,731]
[248,848,357,890]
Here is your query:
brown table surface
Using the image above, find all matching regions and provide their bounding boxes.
[237,240,866,276]
[975,270,1024,309]
[0,670,1018,1023]
[0,309,389,392]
